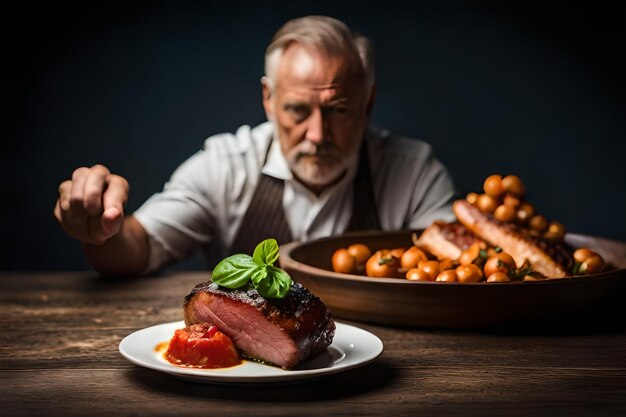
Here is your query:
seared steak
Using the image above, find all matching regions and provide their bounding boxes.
[453,200,573,277]
[183,281,335,369]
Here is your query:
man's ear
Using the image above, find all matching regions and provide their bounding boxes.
[261,76,274,121]
[365,83,376,116]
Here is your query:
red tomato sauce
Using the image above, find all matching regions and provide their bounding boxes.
[164,323,241,369]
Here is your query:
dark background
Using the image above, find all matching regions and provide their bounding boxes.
[2,0,625,271]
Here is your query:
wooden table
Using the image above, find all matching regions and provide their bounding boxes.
[2,272,625,416]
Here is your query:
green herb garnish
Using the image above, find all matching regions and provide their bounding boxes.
[212,239,293,299]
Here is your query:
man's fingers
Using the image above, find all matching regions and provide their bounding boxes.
[56,165,127,245]
[57,179,93,241]
[53,199,62,223]
[57,204,97,244]
[58,180,72,211]
[102,174,129,213]
[69,167,89,209]
[83,165,110,216]
[101,207,123,237]
[87,216,108,244]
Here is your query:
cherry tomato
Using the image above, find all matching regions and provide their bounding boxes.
[476,193,499,214]
[503,193,521,208]
[494,204,515,222]
[483,174,505,198]
[419,260,440,281]
[332,248,356,274]
[543,222,565,242]
[436,270,457,282]
[400,246,428,271]
[347,244,372,269]
[487,272,511,282]
[455,264,484,283]
[365,250,402,278]
[573,248,597,263]
[580,255,605,275]
[406,268,432,281]
[390,247,406,259]
[466,192,479,205]
[459,243,481,265]
[439,259,458,271]
[502,175,525,197]
[515,202,534,224]
[483,252,516,277]
[528,214,548,233]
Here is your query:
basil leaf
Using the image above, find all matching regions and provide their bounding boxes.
[266,265,293,299]
[251,265,293,299]
[212,254,259,289]
[252,238,280,266]
[250,266,268,287]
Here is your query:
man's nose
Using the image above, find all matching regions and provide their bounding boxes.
[304,108,327,144]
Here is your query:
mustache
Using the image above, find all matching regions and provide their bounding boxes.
[294,140,339,158]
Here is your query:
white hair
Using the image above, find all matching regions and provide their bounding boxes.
[264,16,375,91]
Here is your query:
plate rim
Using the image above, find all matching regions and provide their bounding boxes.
[119,320,384,383]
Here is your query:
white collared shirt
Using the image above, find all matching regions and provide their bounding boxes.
[134,122,456,272]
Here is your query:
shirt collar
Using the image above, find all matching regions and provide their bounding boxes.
[261,124,360,199]
[261,134,293,180]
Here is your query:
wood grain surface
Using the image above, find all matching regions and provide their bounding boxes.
[1,272,625,416]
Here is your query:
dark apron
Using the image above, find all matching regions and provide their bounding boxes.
[230,141,380,256]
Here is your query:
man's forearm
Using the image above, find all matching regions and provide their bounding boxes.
[84,215,150,276]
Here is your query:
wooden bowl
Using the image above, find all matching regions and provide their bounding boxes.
[279,231,626,329]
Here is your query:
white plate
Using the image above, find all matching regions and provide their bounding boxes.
[119,321,383,384]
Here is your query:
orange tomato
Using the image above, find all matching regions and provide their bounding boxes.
[400,246,428,271]
[502,175,525,197]
[528,214,549,233]
[543,222,565,242]
[365,250,402,278]
[419,260,441,281]
[580,255,605,275]
[455,264,484,283]
[487,272,510,282]
[466,192,479,205]
[573,248,597,263]
[494,204,515,222]
[439,259,458,271]
[476,194,499,214]
[406,268,432,281]
[483,174,505,198]
[503,193,521,208]
[436,270,457,282]
[483,252,516,277]
[347,244,372,269]
[459,243,482,265]
[390,247,406,259]
[515,202,534,224]
[332,248,356,274]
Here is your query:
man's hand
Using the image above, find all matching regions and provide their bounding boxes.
[54,165,129,244]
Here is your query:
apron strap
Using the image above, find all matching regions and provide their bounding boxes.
[346,143,381,232]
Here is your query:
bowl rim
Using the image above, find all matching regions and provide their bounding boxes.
[279,230,626,286]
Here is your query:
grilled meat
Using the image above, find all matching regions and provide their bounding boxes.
[183,281,335,369]
[453,199,573,277]
[415,221,485,260]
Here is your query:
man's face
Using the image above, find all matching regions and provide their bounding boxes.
[263,44,371,192]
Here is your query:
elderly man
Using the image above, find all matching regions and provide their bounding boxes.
[54,16,455,276]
